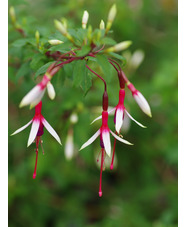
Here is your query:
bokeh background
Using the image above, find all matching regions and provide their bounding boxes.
[8,0,178,226]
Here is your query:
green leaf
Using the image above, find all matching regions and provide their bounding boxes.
[81,69,92,96]
[96,54,114,82]
[63,61,75,79]
[100,37,117,46]
[34,61,56,78]
[30,53,46,71]
[73,60,86,87]
[12,38,29,47]
[107,52,127,63]
[48,42,72,53]
[16,61,31,81]
[76,45,91,57]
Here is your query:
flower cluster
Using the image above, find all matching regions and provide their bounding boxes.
[11,4,151,196]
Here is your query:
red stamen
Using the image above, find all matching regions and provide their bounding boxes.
[99,148,105,197]
[33,137,40,179]
[110,135,117,170]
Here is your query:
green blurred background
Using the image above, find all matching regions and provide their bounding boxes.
[8,0,178,226]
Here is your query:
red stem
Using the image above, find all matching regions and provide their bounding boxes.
[85,65,107,91]
[99,148,104,197]
[110,137,117,170]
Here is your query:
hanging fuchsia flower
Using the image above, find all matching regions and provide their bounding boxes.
[91,89,146,134]
[127,82,152,117]
[80,110,132,157]
[11,101,62,178]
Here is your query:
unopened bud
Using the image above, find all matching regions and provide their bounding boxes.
[61,17,67,29]
[104,41,132,53]
[82,10,89,29]
[127,82,152,117]
[35,30,40,46]
[48,39,63,45]
[47,82,55,100]
[99,20,105,30]
[54,19,67,36]
[9,6,16,24]
[106,4,117,32]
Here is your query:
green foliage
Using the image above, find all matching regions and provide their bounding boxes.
[8,0,177,226]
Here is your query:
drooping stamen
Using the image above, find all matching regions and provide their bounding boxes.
[110,136,117,170]
[33,136,40,179]
[40,139,45,155]
[99,148,105,197]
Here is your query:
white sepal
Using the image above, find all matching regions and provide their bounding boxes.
[29,88,46,109]
[115,108,124,133]
[42,118,62,145]
[47,82,55,100]
[79,129,100,151]
[27,120,40,147]
[133,92,152,117]
[20,85,44,108]
[125,109,146,128]
[11,120,32,136]
[102,130,111,157]
[110,130,133,145]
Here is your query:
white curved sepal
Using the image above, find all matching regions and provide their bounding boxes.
[110,130,133,145]
[133,92,152,117]
[42,118,62,145]
[79,129,100,151]
[27,120,40,147]
[125,109,146,128]
[11,120,32,136]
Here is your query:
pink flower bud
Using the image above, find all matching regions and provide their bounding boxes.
[128,83,152,117]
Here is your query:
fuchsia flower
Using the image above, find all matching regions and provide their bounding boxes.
[91,89,146,134]
[80,110,132,157]
[80,110,132,197]
[11,101,61,178]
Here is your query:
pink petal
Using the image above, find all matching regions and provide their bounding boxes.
[115,108,124,133]
[79,129,100,151]
[102,130,111,156]
[11,120,32,136]
[110,130,133,145]
[125,109,146,128]
[27,119,40,147]
[42,118,62,145]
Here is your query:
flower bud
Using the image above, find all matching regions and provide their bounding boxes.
[99,20,105,30]
[106,4,117,32]
[82,10,89,29]
[9,6,16,24]
[48,39,63,45]
[127,82,152,117]
[47,82,55,100]
[54,20,74,43]
[35,30,40,46]
[104,41,132,53]
[54,19,67,35]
